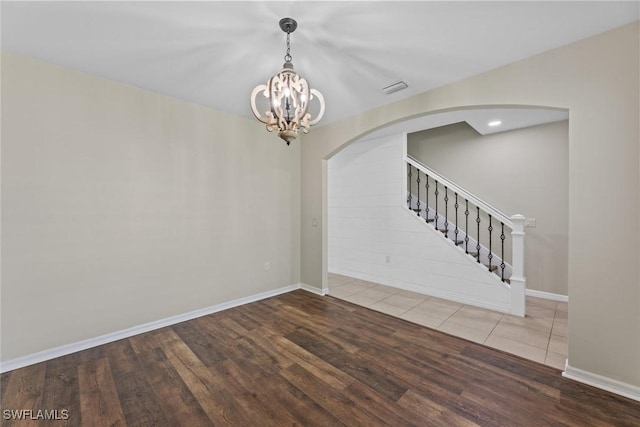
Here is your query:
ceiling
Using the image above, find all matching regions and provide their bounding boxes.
[2,1,638,129]
[361,107,569,142]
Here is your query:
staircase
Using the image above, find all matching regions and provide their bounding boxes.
[327,133,527,316]
[405,155,526,315]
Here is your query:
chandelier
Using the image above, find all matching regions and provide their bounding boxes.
[250,18,325,145]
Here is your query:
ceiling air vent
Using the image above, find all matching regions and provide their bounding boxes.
[382,81,408,94]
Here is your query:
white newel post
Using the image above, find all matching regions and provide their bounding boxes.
[510,214,526,317]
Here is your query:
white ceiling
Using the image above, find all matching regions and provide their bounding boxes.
[2,1,638,128]
[361,107,569,142]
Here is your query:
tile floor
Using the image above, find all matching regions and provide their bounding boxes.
[328,273,568,370]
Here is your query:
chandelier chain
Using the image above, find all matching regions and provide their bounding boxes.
[284,31,292,63]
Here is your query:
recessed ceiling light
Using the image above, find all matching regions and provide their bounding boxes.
[488,120,502,127]
[382,81,408,94]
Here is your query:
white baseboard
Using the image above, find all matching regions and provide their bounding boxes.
[0,284,300,373]
[299,283,327,296]
[526,289,568,302]
[563,362,640,402]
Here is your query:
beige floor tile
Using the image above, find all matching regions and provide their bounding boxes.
[340,293,381,307]
[526,297,558,310]
[500,314,553,334]
[554,310,568,320]
[437,321,490,344]
[484,335,546,363]
[351,279,382,289]
[373,285,405,297]
[490,322,550,349]
[327,274,358,287]
[338,281,374,294]
[429,296,464,307]
[400,310,446,329]
[456,305,504,321]
[446,307,502,334]
[356,286,398,301]
[369,301,409,317]
[411,299,462,319]
[544,350,567,370]
[381,294,424,310]
[552,319,568,338]
[548,334,568,355]
[395,289,430,301]
[526,305,556,320]
[328,287,353,299]
[327,279,345,288]
[328,284,368,299]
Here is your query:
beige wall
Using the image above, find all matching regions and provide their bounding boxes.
[1,53,301,361]
[301,22,639,387]
[408,121,569,296]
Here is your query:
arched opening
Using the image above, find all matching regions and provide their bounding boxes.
[324,105,569,366]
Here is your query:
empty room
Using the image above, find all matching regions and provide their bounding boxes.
[1,1,639,425]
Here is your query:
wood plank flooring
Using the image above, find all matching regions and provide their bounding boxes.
[1,290,639,426]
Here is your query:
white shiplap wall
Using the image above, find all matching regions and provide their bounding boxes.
[328,133,512,313]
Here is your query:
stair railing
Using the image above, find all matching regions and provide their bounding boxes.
[405,155,526,316]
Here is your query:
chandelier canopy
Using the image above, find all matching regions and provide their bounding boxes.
[250,18,325,145]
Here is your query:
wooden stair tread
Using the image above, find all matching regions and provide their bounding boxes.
[485,264,498,272]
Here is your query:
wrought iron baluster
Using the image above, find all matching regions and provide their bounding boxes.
[454,193,459,243]
[500,222,506,282]
[416,170,421,216]
[434,180,439,227]
[407,164,412,208]
[443,186,449,237]
[425,175,430,223]
[488,214,494,271]
[476,207,481,263]
[464,200,470,254]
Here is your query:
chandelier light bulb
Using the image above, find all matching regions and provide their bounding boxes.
[250,17,325,145]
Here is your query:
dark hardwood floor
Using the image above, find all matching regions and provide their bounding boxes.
[2,290,639,426]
